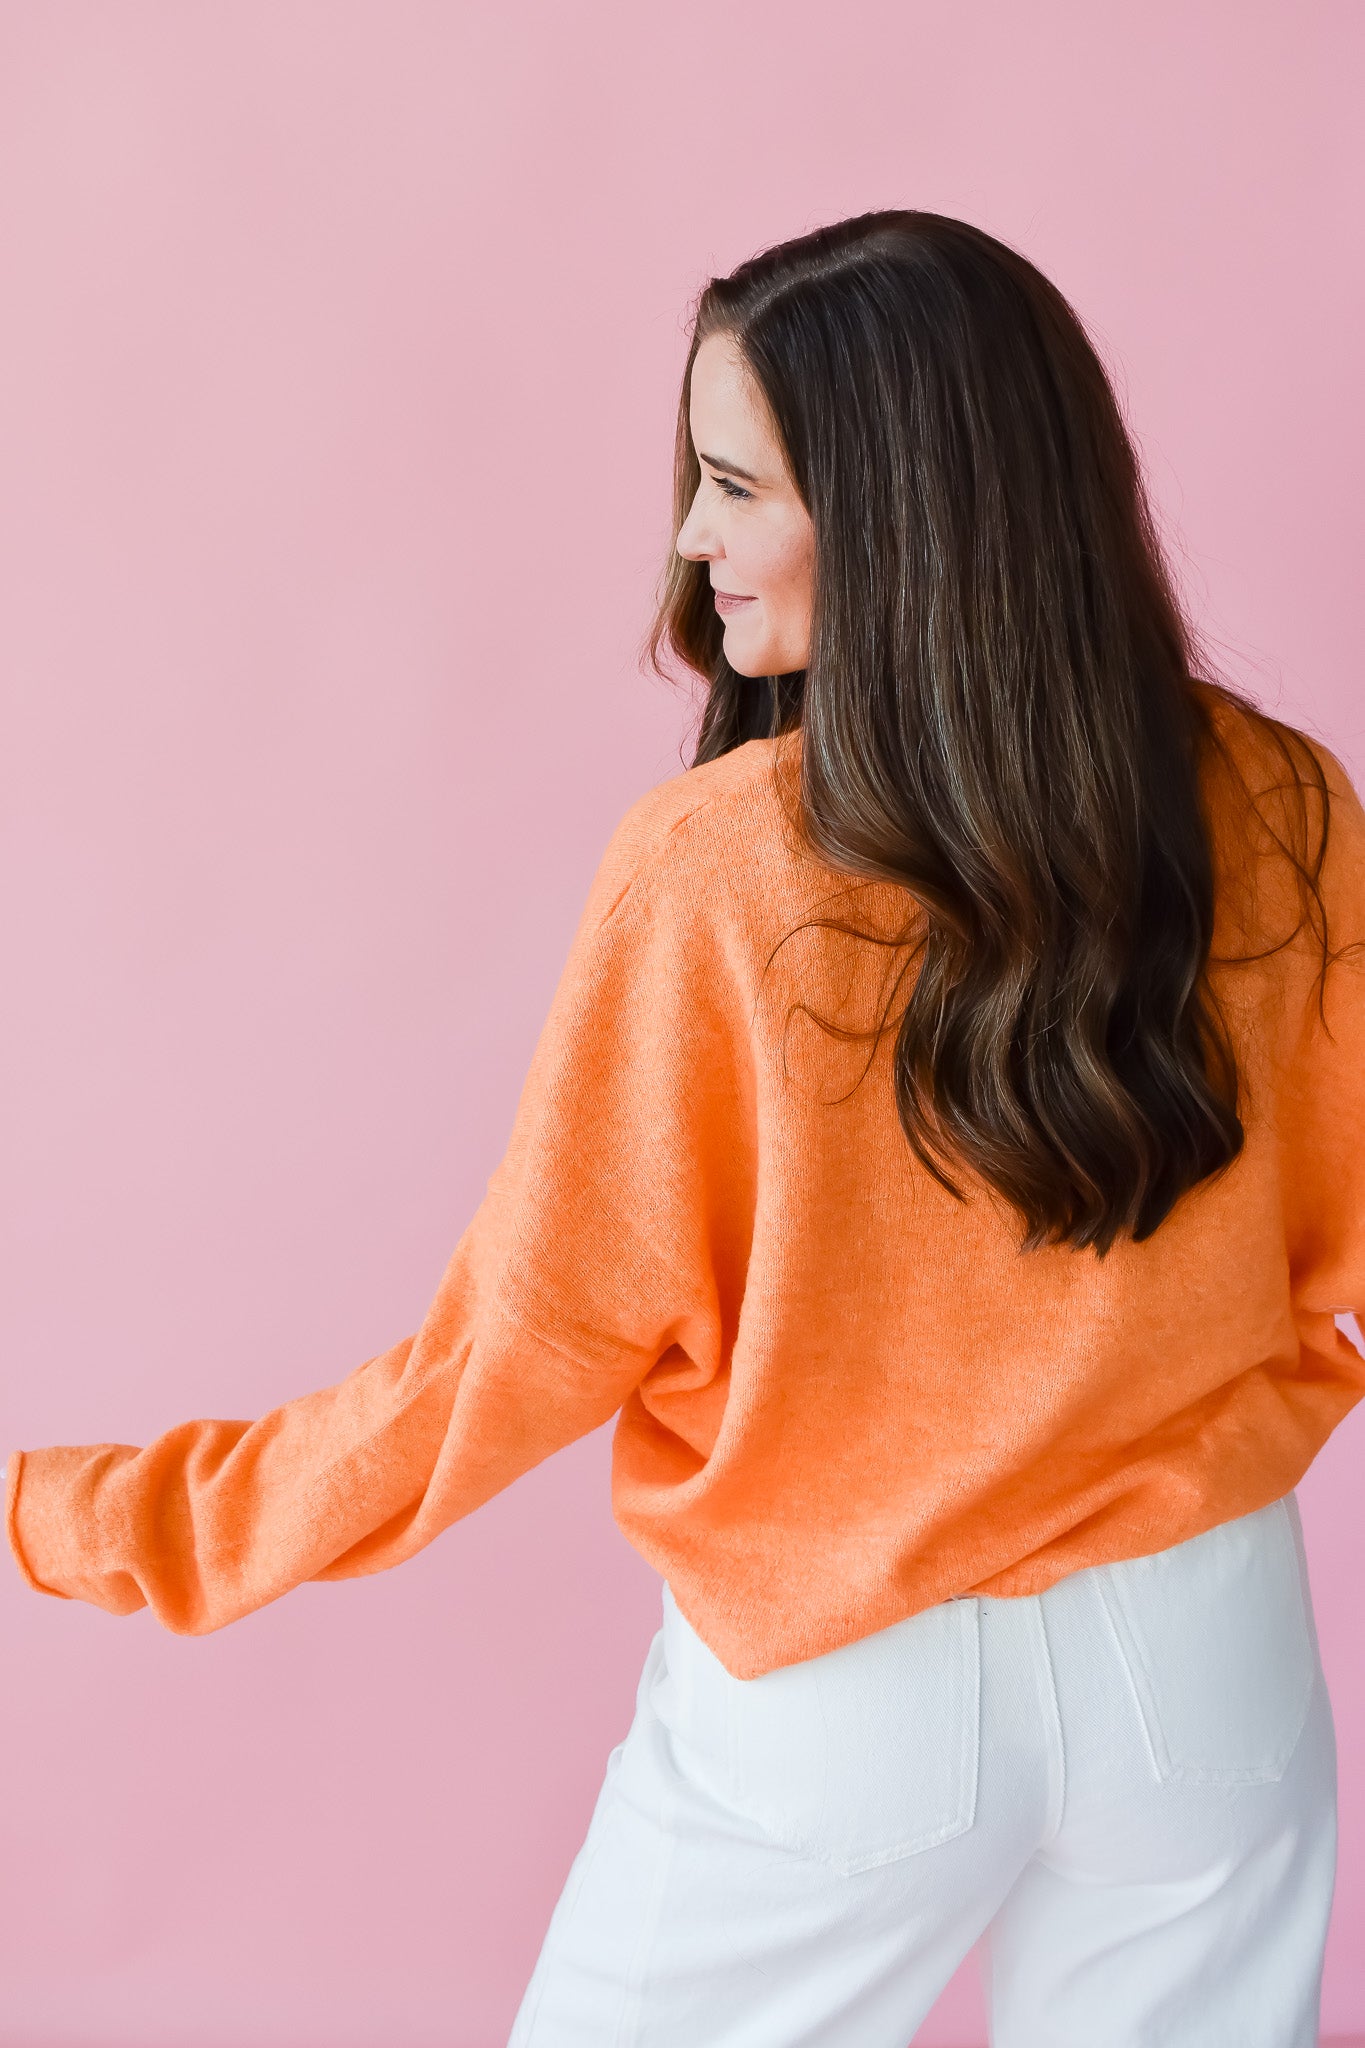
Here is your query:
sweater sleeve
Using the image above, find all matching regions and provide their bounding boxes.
[5,787,752,1634]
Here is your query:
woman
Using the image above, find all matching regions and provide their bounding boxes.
[8,209,1364,2045]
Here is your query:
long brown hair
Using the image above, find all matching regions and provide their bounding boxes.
[644,208,1347,1257]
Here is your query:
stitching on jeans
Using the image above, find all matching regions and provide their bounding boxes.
[965,1596,983,1829]
[1090,1500,1317,1787]
[1089,1570,1166,1781]
[614,1765,679,2048]
[722,1601,983,1873]
[1034,1594,1068,1844]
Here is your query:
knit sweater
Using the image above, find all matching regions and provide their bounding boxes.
[7,691,1365,1679]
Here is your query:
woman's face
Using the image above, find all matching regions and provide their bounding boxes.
[674,331,815,678]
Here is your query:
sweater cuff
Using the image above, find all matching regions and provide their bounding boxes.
[6,1448,73,1601]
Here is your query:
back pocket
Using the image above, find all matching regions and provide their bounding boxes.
[1092,1492,1319,1787]
[659,1585,981,1877]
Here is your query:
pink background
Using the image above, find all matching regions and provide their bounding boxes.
[1,5,1361,2043]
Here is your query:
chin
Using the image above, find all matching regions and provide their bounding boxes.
[726,645,781,679]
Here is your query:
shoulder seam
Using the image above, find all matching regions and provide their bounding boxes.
[593,745,784,933]
[595,789,725,930]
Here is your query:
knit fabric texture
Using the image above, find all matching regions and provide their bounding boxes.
[8,688,1365,1678]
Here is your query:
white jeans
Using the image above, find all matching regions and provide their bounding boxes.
[507,1491,1337,2046]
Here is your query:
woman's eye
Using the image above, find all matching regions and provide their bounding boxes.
[713,474,752,501]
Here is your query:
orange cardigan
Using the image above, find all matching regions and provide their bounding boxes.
[8,694,1365,1679]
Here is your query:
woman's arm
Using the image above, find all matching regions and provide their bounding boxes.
[4,1231,643,1631]
[5,780,751,1632]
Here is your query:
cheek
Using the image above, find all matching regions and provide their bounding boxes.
[744,524,813,603]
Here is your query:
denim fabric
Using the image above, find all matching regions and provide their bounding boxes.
[508,1493,1337,2047]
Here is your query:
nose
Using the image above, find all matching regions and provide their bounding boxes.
[675,495,718,562]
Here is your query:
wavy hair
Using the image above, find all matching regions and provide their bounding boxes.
[644,208,1347,1256]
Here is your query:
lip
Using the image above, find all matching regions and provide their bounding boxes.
[713,589,758,614]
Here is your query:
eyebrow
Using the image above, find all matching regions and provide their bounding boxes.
[698,451,763,484]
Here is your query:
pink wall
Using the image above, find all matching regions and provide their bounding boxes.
[1,4,1361,2042]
